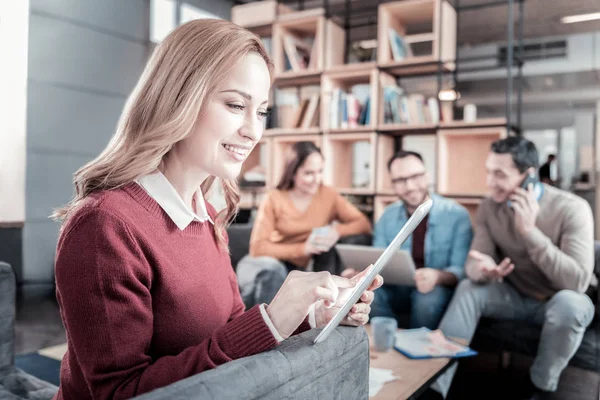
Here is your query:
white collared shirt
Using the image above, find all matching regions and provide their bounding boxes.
[136,171,213,230]
[135,171,311,342]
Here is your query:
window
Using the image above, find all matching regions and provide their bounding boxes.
[150,1,221,44]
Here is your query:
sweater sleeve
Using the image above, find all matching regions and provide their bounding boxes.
[55,208,278,400]
[332,191,372,237]
[249,192,306,261]
[465,202,499,282]
[522,199,595,293]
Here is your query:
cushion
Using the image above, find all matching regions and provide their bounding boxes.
[131,327,369,400]
[0,367,58,400]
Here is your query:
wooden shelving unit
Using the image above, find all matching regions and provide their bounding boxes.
[322,132,377,194]
[378,0,456,76]
[264,127,321,137]
[231,1,509,216]
[437,127,509,196]
[321,66,379,132]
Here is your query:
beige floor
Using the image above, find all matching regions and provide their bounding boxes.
[38,343,68,361]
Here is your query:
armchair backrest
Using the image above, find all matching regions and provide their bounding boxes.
[0,262,16,369]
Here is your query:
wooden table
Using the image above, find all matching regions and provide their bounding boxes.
[366,326,457,400]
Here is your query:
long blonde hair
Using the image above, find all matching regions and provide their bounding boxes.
[52,19,273,249]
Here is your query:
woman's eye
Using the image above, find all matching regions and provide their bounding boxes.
[258,110,270,119]
[227,103,245,111]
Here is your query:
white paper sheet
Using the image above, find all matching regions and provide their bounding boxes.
[369,367,399,397]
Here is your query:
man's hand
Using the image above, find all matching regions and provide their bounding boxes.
[510,184,540,236]
[414,268,440,294]
[469,250,514,281]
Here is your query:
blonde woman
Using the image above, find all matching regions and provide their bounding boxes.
[51,19,382,400]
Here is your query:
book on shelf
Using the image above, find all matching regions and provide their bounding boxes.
[388,28,413,62]
[282,32,315,72]
[382,84,441,125]
[329,86,371,129]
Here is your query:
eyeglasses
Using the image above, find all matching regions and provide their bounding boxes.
[391,172,426,186]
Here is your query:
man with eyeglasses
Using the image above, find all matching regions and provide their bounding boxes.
[369,150,473,329]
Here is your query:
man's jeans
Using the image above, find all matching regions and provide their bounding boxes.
[432,279,595,397]
[236,255,288,309]
[371,283,454,330]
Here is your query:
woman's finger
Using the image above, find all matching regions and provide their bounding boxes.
[360,290,374,304]
[347,313,369,325]
[351,302,371,314]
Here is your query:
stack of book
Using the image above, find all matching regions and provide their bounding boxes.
[282,32,317,71]
[382,85,441,125]
[328,88,371,129]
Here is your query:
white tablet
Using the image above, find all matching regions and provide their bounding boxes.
[335,244,416,286]
[313,198,432,344]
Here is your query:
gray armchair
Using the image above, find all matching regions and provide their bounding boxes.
[0,261,58,399]
[132,327,369,400]
[0,261,370,400]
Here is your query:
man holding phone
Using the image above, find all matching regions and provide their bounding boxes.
[426,137,597,400]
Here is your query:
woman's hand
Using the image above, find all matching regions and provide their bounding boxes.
[314,266,384,328]
[266,270,355,338]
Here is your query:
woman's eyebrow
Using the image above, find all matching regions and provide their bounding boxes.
[220,89,268,105]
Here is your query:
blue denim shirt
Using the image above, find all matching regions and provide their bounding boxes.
[373,193,473,280]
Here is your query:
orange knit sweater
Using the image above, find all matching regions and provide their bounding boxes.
[249,185,372,268]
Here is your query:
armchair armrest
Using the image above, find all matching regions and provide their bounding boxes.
[0,262,16,369]
[132,326,369,400]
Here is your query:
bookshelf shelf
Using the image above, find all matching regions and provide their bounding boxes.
[327,127,374,134]
[321,67,378,131]
[377,123,438,135]
[437,127,508,196]
[378,0,456,74]
[322,132,377,193]
[439,118,508,129]
[273,70,322,87]
[379,58,455,77]
[240,138,272,188]
[325,62,377,75]
[264,127,321,136]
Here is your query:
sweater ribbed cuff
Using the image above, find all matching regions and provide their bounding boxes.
[222,305,279,359]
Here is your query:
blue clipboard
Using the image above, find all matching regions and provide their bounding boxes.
[393,327,478,360]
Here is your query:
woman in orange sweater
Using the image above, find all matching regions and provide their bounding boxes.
[247,141,372,280]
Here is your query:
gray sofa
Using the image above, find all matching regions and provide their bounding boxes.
[0,260,370,399]
[0,261,58,399]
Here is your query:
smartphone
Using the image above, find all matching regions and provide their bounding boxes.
[508,172,539,207]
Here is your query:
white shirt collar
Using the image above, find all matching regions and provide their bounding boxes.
[136,171,214,230]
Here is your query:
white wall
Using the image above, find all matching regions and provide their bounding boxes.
[0,1,29,223]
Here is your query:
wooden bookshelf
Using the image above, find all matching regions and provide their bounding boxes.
[231,0,292,35]
[437,127,509,196]
[229,1,510,223]
[375,134,397,195]
[321,67,379,132]
[378,0,456,75]
[439,118,508,129]
[272,134,322,186]
[378,123,438,135]
[240,138,272,187]
[264,127,321,136]
[322,132,377,193]
[374,195,398,221]
[272,13,345,85]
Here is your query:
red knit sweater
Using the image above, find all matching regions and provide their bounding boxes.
[53,183,309,400]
